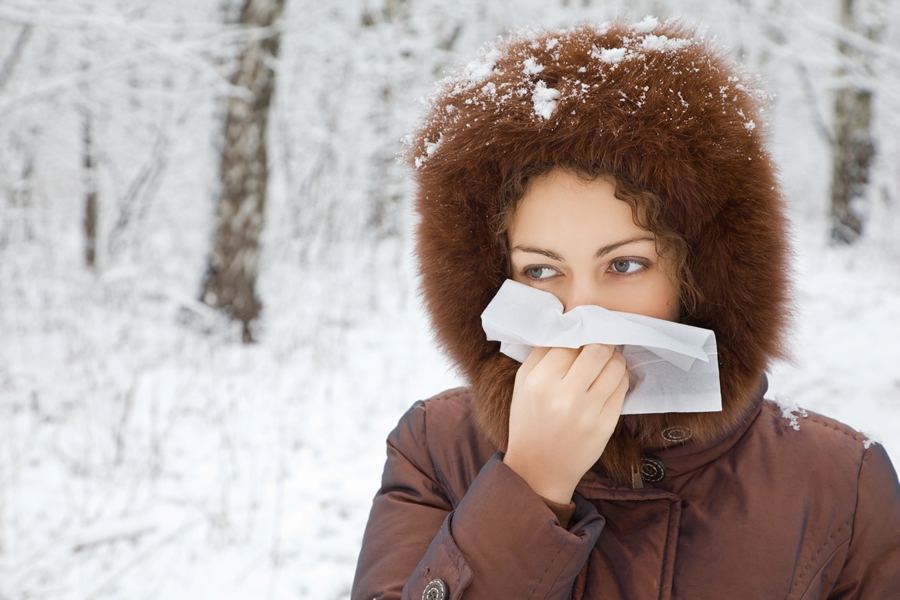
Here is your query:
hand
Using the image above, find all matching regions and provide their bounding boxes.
[502,344,628,504]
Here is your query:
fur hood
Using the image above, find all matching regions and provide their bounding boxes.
[407,19,792,484]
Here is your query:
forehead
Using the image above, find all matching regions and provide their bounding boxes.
[510,169,648,245]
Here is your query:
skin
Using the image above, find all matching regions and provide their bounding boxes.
[502,168,681,504]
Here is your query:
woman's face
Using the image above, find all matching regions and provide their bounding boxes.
[508,168,681,321]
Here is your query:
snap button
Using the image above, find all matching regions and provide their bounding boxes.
[640,456,666,483]
[423,579,447,600]
[661,426,693,443]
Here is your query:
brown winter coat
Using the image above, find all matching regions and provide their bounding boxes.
[352,383,900,599]
[352,19,900,600]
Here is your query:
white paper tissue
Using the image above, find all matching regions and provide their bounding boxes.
[480,279,722,415]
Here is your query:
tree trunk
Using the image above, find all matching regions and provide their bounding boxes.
[202,0,285,342]
[83,111,98,267]
[829,0,876,244]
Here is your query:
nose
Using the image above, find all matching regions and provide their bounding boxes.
[561,278,604,313]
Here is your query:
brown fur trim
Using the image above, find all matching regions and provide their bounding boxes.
[409,21,793,485]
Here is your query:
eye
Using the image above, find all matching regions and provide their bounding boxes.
[524,266,559,280]
[610,259,645,274]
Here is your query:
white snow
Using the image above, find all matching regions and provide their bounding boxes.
[773,395,810,431]
[532,80,561,120]
[589,30,691,66]
[522,57,545,75]
[594,46,628,64]
[424,133,443,159]
[641,34,691,52]
[633,16,660,34]
[464,47,502,84]
[415,132,445,168]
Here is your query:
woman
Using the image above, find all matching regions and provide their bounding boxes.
[352,19,900,599]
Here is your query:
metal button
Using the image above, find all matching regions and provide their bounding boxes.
[661,426,693,443]
[423,579,447,600]
[640,456,666,483]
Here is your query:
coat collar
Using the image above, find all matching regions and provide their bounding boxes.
[575,375,768,497]
[645,376,767,478]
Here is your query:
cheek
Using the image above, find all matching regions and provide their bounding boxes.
[645,256,681,321]
[628,276,681,321]
[655,278,682,321]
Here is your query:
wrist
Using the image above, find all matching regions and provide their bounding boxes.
[502,451,576,504]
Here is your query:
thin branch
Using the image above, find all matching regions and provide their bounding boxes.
[0,23,32,93]
[0,11,284,115]
[802,10,900,64]
[0,42,250,116]
[0,4,266,37]
[107,127,169,255]
[0,5,283,47]
[793,60,834,145]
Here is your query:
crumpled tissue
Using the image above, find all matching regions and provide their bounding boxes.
[480,279,722,415]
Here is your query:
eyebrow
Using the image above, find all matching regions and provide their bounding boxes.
[509,246,563,261]
[510,235,655,261]
[593,235,655,258]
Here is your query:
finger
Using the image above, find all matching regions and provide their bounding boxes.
[530,346,581,380]
[516,346,550,382]
[591,372,628,444]
[564,344,615,391]
[598,368,629,418]
[586,349,628,397]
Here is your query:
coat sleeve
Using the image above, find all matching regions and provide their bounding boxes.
[351,400,604,600]
[828,443,900,598]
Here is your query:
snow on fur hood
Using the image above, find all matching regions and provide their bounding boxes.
[407,19,792,484]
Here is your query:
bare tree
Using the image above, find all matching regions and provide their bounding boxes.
[829,0,878,244]
[201,0,285,342]
[83,109,98,267]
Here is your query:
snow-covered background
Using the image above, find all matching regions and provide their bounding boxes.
[1,0,898,598]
